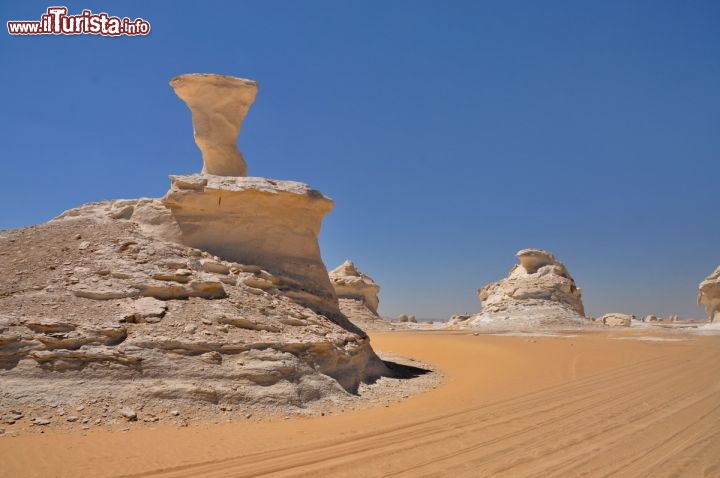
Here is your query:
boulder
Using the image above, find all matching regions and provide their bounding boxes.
[395,314,417,323]
[600,313,633,327]
[698,266,720,323]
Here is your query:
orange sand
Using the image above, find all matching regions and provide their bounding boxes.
[1,330,719,477]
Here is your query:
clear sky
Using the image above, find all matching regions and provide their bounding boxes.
[1,1,718,320]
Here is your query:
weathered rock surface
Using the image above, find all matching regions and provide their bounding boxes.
[0,215,387,421]
[329,261,380,313]
[170,74,258,177]
[600,313,633,327]
[450,249,588,329]
[698,266,720,323]
[161,175,338,316]
[0,72,394,424]
[329,261,391,331]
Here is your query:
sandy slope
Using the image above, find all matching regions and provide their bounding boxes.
[1,330,719,477]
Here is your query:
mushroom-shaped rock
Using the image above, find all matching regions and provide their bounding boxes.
[1,73,392,417]
[698,266,720,323]
[329,260,380,314]
[450,248,587,329]
[170,74,258,177]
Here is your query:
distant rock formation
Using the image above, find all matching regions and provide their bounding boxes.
[600,313,633,327]
[396,315,417,323]
[450,249,587,329]
[642,315,660,322]
[698,266,720,323]
[329,261,380,313]
[329,260,391,331]
[0,73,390,423]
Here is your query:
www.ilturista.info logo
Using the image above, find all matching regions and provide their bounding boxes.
[7,7,150,36]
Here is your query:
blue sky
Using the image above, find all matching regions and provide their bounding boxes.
[1,1,718,319]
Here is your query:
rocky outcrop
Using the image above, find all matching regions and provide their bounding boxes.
[642,315,660,322]
[162,175,338,316]
[600,313,633,327]
[698,266,720,323]
[329,260,380,313]
[0,73,391,424]
[0,211,386,417]
[329,261,391,331]
[450,249,587,329]
[170,74,258,176]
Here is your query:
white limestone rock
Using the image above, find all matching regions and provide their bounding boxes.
[600,313,633,327]
[328,261,391,331]
[170,74,258,177]
[0,72,392,421]
[451,248,588,329]
[329,260,380,314]
[162,175,338,316]
[698,266,720,323]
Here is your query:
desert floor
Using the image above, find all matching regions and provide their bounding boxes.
[1,329,719,477]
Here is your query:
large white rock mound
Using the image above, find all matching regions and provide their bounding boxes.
[698,266,720,323]
[450,248,588,329]
[0,73,391,425]
[329,260,391,331]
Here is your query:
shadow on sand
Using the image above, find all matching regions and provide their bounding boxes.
[383,360,432,380]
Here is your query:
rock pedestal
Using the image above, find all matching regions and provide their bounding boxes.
[164,74,341,316]
[162,175,338,315]
[170,74,258,176]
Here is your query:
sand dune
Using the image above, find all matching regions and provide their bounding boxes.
[2,330,719,477]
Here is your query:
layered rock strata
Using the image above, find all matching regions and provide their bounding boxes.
[0,203,386,421]
[0,73,391,422]
[162,175,338,316]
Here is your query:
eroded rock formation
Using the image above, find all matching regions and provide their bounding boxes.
[170,74,258,176]
[599,313,633,327]
[450,248,587,329]
[0,73,390,424]
[329,260,391,331]
[330,260,380,313]
[163,176,338,316]
[0,217,385,419]
[698,266,720,323]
